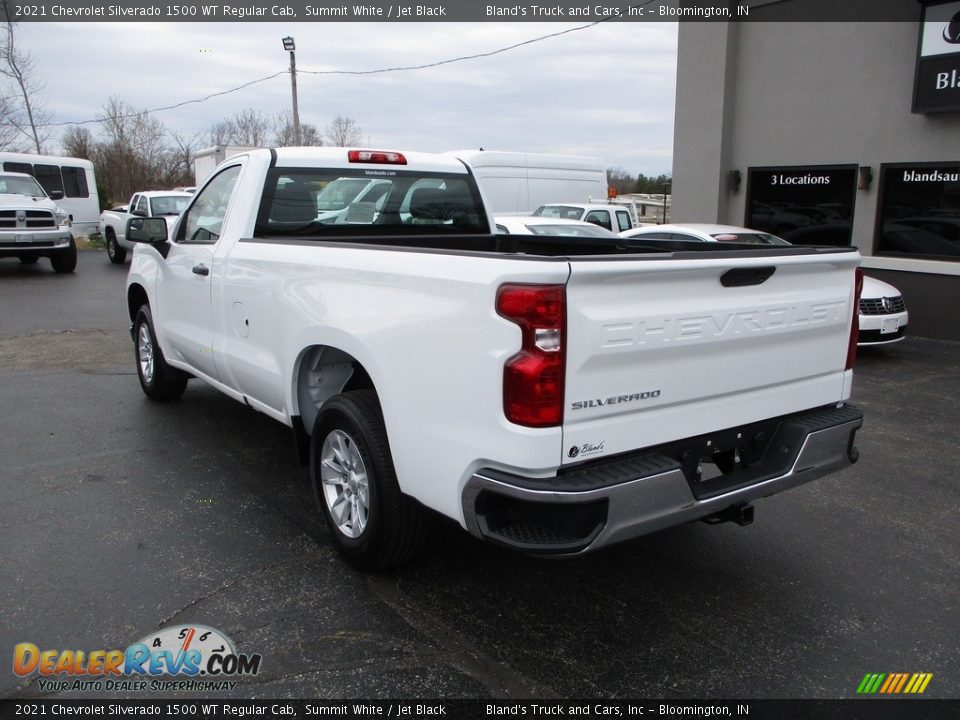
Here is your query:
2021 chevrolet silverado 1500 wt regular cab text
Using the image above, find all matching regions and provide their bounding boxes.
[124,147,864,570]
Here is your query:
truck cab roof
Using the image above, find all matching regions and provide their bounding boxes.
[266,147,472,175]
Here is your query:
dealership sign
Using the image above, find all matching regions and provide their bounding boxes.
[914,0,960,112]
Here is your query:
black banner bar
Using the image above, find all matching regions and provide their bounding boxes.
[0,1,925,23]
[2,699,960,720]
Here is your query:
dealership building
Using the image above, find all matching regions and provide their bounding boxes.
[672,1,960,341]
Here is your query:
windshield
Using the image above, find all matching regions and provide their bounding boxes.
[0,174,47,197]
[255,168,489,237]
[151,196,191,215]
[532,205,585,220]
[711,232,790,245]
[527,223,616,238]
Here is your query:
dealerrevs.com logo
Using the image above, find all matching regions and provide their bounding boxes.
[12,624,262,693]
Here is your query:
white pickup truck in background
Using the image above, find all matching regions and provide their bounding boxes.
[123,147,864,570]
[533,202,638,233]
[99,190,193,264]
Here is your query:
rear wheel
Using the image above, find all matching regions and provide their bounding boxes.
[311,390,427,570]
[50,238,77,274]
[134,305,188,401]
[106,229,127,264]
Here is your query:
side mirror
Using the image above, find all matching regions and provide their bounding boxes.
[127,217,168,244]
[48,190,64,200]
[131,207,147,217]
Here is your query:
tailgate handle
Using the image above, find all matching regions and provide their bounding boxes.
[721,266,776,287]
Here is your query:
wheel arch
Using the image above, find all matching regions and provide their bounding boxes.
[127,283,149,322]
[292,344,378,440]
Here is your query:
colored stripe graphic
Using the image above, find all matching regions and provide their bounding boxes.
[906,673,934,694]
[857,673,885,694]
[893,673,909,693]
[857,673,933,694]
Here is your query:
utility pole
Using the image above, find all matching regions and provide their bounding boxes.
[282,36,301,145]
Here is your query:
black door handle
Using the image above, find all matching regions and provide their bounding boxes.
[192,264,209,276]
[720,266,776,287]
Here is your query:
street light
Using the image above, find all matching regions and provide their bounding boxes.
[660,182,671,225]
[282,36,301,145]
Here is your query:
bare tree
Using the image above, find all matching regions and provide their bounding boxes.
[61,126,95,159]
[94,97,173,202]
[274,111,321,147]
[0,4,49,152]
[229,109,271,147]
[207,120,234,146]
[163,130,203,187]
[206,109,271,147]
[325,115,363,147]
[0,91,21,149]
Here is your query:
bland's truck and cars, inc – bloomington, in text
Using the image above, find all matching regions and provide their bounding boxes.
[123,147,864,570]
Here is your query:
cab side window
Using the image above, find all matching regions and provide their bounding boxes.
[616,211,631,232]
[584,210,612,231]
[178,165,242,244]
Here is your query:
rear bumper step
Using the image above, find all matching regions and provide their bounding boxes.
[462,403,863,555]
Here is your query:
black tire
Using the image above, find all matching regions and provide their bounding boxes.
[19,256,39,264]
[106,229,127,264]
[50,238,77,274]
[310,389,427,570]
[133,305,188,401]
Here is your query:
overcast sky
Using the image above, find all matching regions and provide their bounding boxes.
[19,21,678,176]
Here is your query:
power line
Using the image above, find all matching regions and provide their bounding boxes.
[35,13,654,129]
[299,19,612,77]
[41,70,289,128]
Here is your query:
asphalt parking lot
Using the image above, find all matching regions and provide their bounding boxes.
[1,250,958,700]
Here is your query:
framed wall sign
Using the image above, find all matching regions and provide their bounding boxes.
[914,0,960,113]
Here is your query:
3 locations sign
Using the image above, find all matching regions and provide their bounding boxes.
[915,0,960,113]
[746,166,857,247]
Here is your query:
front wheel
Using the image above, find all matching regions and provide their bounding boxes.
[50,238,77,273]
[311,390,427,570]
[106,229,127,264]
[134,305,188,401]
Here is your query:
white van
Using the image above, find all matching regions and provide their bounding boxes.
[448,149,608,215]
[0,152,99,238]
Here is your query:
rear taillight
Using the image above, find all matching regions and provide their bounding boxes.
[347,150,407,165]
[846,267,863,370]
[497,284,566,428]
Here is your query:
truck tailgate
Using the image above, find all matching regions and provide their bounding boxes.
[562,249,859,464]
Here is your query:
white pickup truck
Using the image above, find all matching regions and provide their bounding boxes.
[124,147,864,570]
[0,171,75,273]
[533,203,638,233]
[99,190,192,264]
